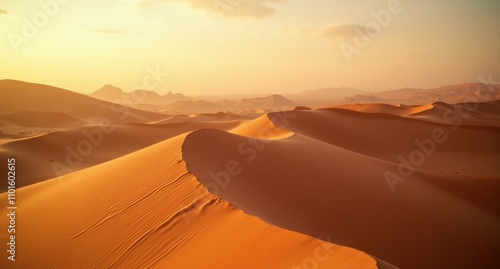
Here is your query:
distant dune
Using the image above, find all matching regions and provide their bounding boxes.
[0,80,167,125]
[151,112,249,124]
[335,102,433,115]
[343,83,500,105]
[161,100,222,114]
[334,101,500,127]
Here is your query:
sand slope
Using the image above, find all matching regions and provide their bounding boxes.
[182,110,500,269]
[0,134,376,269]
[0,121,242,191]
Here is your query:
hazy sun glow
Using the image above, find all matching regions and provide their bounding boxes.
[1,0,499,95]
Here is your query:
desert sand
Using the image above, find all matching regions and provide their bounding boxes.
[0,134,376,268]
[1,80,499,269]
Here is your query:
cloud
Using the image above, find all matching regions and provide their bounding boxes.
[89,28,124,34]
[0,9,8,15]
[304,24,363,40]
[134,0,154,9]
[144,0,287,18]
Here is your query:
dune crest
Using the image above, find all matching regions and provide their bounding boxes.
[230,114,294,140]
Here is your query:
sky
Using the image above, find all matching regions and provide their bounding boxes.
[1,0,499,96]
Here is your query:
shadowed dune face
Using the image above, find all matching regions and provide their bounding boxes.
[182,106,500,269]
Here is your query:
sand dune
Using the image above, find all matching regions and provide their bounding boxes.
[151,112,249,125]
[258,109,500,177]
[333,103,434,116]
[334,101,500,127]
[0,134,376,269]
[183,123,500,268]
[0,80,167,125]
[0,110,86,128]
[0,121,243,191]
[409,101,500,127]
[230,114,294,139]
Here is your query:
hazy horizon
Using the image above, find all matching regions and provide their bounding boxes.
[1,0,499,96]
[2,78,498,98]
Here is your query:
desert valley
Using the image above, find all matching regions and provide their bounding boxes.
[0,79,499,268]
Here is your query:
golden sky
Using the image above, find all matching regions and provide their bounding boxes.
[1,0,499,95]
